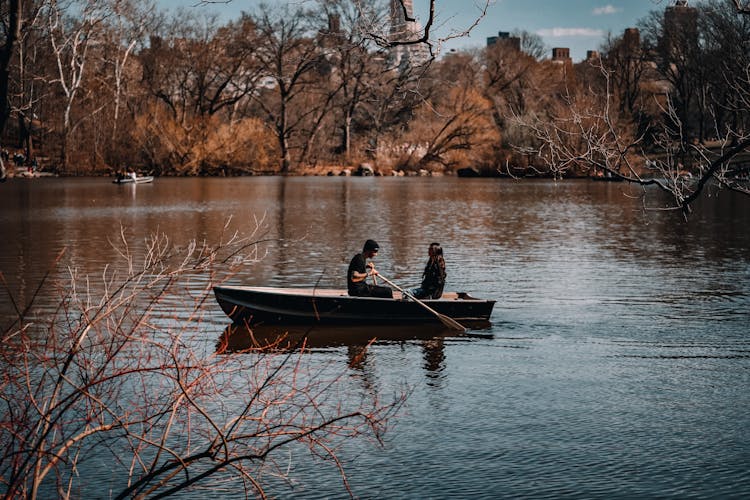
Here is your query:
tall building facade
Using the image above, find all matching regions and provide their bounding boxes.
[663,0,698,49]
[623,28,640,54]
[660,0,699,68]
[388,0,429,70]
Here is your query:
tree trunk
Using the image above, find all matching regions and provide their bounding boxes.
[19,113,33,165]
[0,0,21,181]
[0,0,21,133]
[278,123,290,174]
[0,0,22,180]
[343,112,352,162]
[278,97,290,174]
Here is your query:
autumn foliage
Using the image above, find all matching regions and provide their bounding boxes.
[0,0,748,189]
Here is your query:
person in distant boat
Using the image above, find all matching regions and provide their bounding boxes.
[347,239,393,298]
[129,171,137,180]
[409,242,446,299]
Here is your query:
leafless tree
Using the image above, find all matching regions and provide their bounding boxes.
[142,12,263,122]
[45,0,111,170]
[250,4,329,173]
[10,1,48,169]
[482,42,541,127]
[99,0,154,143]
[395,52,498,172]
[314,0,385,163]
[512,29,546,60]
[0,0,22,180]
[207,0,492,60]
[359,0,491,60]
[514,59,750,213]
[600,29,648,122]
[137,10,274,175]
[730,0,750,14]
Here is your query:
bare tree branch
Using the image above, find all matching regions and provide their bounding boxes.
[730,0,750,14]
[1,220,404,498]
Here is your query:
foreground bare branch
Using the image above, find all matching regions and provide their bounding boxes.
[0,219,404,499]
[730,0,750,14]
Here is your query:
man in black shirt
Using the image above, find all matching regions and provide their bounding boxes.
[347,239,393,298]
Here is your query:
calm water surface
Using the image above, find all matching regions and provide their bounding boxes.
[1,177,749,498]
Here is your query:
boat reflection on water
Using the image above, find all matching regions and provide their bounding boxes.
[216,321,492,353]
[216,322,493,384]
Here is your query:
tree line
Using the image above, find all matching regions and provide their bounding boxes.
[518,0,750,211]
[0,1,748,197]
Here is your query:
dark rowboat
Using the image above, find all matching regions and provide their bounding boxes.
[213,286,495,326]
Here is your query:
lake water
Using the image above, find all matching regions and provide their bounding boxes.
[1,177,749,498]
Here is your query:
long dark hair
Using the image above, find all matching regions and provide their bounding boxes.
[426,242,445,275]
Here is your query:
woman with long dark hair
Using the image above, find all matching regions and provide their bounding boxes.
[410,242,446,299]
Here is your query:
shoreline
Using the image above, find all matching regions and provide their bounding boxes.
[4,164,638,181]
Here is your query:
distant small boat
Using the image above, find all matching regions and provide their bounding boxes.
[18,170,57,178]
[113,175,154,184]
[214,286,496,326]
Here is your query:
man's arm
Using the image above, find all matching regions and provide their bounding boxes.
[351,263,377,283]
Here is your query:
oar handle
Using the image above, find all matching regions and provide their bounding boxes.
[368,263,378,285]
[376,275,410,299]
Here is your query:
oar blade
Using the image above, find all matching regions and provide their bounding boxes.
[438,313,466,332]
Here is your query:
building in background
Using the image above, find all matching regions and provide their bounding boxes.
[551,47,572,65]
[623,28,641,54]
[662,0,699,57]
[487,31,521,51]
[388,0,430,70]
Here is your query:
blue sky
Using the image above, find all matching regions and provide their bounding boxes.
[157,0,669,61]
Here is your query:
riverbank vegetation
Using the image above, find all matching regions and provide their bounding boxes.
[0,220,404,498]
[0,0,748,209]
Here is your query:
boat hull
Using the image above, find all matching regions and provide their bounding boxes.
[214,286,495,326]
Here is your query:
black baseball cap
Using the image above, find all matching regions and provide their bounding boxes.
[363,239,380,252]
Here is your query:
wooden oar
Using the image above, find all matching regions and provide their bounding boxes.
[376,273,466,332]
